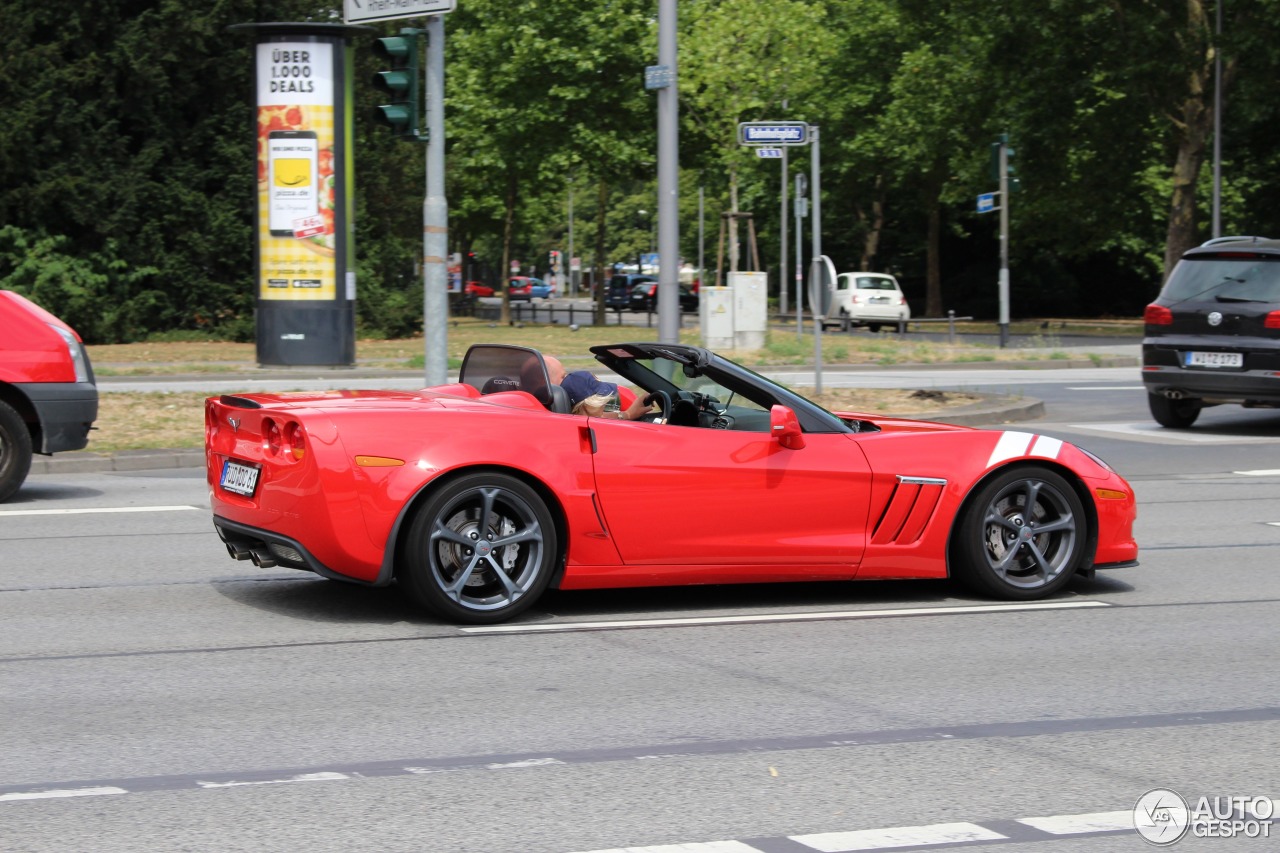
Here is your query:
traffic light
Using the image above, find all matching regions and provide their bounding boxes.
[372,30,422,141]
[989,134,1021,192]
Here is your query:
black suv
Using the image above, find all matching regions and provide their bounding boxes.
[1142,235,1280,427]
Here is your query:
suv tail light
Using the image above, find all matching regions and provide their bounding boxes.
[1266,311,1280,329]
[1144,304,1173,325]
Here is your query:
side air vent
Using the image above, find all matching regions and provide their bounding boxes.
[220,394,262,409]
[871,476,947,545]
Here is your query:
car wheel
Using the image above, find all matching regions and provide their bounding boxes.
[1148,393,1202,428]
[952,466,1086,600]
[868,323,882,332]
[400,472,557,624]
[0,400,33,503]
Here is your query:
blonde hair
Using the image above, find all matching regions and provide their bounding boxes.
[571,393,615,417]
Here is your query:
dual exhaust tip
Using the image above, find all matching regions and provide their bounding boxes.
[225,541,277,568]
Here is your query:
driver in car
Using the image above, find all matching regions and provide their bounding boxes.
[561,370,654,420]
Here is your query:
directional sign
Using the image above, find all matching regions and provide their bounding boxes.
[756,148,783,159]
[344,0,456,25]
[738,121,809,146]
[977,192,999,213]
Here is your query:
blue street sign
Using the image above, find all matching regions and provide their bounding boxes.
[977,192,999,213]
[738,122,809,146]
[756,148,783,159]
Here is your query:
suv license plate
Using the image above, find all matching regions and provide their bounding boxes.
[220,460,260,496]
[1186,351,1243,369]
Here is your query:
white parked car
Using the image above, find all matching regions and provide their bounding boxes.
[827,272,911,332]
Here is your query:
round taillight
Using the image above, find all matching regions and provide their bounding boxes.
[284,422,306,461]
[264,419,282,455]
[1144,304,1173,326]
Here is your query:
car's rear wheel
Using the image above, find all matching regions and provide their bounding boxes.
[1148,392,1202,428]
[400,472,557,624]
[868,323,882,332]
[952,466,1087,600]
[0,400,33,503]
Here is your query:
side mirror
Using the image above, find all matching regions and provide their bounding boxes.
[770,405,806,449]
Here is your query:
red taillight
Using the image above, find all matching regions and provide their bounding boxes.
[1144,304,1173,326]
[1265,311,1280,329]
[284,422,306,461]
[263,419,282,455]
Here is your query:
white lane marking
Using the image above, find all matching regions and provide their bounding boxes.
[986,431,1034,467]
[1017,810,1134,834]
[0,786,128,801]
[460,601,1112,634]
[792,821,1006,851]
[0,505,201,517]
[1236,469,1280,476]
[486,758,566,770]
[195,771,348,789]
[1067,386,1146,390]
[567,843,761,853]
[1068,423,1277,443]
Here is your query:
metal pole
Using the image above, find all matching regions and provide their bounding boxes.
[998,138,1010,349]
[698,184,704,327]
[794,175,803,335]
[567,184,575,297]
[810,127,822,392]
[656,0,679,344]
[779,147,788,318]
[1212,0,1222,239]
[423,15,448,384]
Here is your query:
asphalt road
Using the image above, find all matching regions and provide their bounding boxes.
[3,370,1278,852]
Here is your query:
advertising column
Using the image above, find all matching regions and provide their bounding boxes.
[230,22,369,366]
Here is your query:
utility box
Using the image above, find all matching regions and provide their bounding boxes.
[702,287,735,350]
[729,271,768,350]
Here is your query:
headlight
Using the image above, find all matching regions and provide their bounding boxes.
[48,324,90,383]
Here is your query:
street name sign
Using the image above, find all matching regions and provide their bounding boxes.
[344,0,456,25]
[738,121,809,146]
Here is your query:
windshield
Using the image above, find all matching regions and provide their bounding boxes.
[1161,256,1280,304]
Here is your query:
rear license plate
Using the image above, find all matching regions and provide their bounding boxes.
[1185,351,1243,369]
[220,460,260,496]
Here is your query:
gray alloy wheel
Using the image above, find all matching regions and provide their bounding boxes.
[953,466,1087,600]
[0,400,33,503]
[400,472,556,624]
[1148,392,1202,429]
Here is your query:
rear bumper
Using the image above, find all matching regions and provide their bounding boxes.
[213,516,385,587]
[15,382,98,453]
[1143,341,1280,404]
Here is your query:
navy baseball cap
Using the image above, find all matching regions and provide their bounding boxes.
[561,371,617,407]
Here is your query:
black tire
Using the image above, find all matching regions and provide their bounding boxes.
[0,399,33,503]
[952,466,1087,600]
[868,323,882,333]
[1148,393,1202,429]
[399,473,557,624]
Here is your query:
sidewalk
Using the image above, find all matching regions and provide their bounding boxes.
[31,343,1140,477]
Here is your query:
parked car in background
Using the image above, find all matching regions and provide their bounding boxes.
[0,290,98,501]
[605,274,655,310]
[629,281,700,313]
[509,276,554,300]
[1142,235,1280,428]
[464,281,494,297]
[827,272,911,332]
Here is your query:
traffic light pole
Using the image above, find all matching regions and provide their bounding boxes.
[998,140,1010,348]
[423,15,448,385]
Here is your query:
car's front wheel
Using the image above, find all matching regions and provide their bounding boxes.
[1148,392,1202,428]
[0,400,33,503]
[400,472,557,624]
[952,466,1087,600]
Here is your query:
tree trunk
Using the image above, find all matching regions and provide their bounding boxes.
[593,179,609,325]
[858,175,885,271]
[1162,72,1212,281]
[499,172,517,325]
[925,191,942,318]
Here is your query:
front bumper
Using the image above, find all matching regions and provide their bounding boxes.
[15,381,98,453]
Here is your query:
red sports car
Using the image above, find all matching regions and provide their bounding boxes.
[206,343,1138,624]
[463,281,494,297]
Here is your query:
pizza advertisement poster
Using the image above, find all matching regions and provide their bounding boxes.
[255,41,338,302]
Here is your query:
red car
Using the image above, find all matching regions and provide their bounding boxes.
[206,342,1138,624]
[463,281,494,297]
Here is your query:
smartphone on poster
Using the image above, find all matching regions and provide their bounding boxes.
[267,130,319,237]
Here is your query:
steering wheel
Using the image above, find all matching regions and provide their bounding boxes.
[642,390,672,423]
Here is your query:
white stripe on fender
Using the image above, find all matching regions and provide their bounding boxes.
[1030,435,1063,459]
[986,431,1034,467]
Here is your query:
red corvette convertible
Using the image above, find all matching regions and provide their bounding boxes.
[206,343,1138,624]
